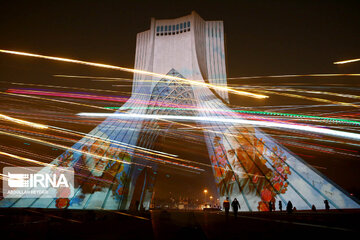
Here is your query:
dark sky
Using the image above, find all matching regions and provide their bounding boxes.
[0,0,360,201]
[0,0,359,81]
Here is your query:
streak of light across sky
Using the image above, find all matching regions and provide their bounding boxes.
[0,150,55,168]
[52,73,360,81]
[0,113,48,129]
[227,73,360,80]
[6,89,130,103]
[0,116,208,170]
[333,58,360,65]
[0,49,268,99]
[235,87,360,108]
[0,111,180,159]
[77,112,360,141]
[0,130,147,167]
[103,107,360,125]
[1,91,111,111]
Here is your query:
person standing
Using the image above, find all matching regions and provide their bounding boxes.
[324,199,330,211]
[286,200,293,214]
[311,204,317,211]
[223,197,230,218]
[278,201,282,212]
[231,198,241,218]
[269,201,273,212]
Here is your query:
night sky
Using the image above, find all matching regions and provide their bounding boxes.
[1,0,360,202]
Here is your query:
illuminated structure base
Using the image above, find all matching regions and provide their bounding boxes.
[1,11,359,211]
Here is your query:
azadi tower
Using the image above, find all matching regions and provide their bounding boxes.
[1,11,359,211]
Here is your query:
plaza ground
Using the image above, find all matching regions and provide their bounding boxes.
[1,208,359,239]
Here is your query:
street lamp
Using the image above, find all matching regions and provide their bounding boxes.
[210,196,213,206]
[203,189,208,206]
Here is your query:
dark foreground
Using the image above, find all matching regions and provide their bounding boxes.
[1,208,359,239]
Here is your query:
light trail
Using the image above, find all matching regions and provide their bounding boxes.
[0,113,48,129]
[0,130,143,167]
[77,112,360,141]
[0,49,267,99]
[104,106,360,125]
[54,74,133,81]
[5,88,202,110]
[246,86,360,100]
[0,108,182,160]
[6,89,130,103]
[1,91,112,111]
[227,73,360,80]
[235,87,360,108]
[0,151,55,167]
[334,58,360,65]
[11,82,120,93]
[0,126,204,171]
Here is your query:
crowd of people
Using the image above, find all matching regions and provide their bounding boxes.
[222,197,331,217]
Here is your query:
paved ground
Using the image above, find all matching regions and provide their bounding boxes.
[1,209,359,239]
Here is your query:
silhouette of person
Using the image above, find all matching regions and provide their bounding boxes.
[311,204,317,211]
[231,198,241,218]
[278,201,282,212]
[324,199,330,211]
[223,197,230,218]
[286,201,293,214]
[269,201,273,212]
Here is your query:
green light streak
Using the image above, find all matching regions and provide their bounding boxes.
[104,107,360,125]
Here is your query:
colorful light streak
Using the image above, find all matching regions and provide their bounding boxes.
[246,86,360,100]
[77,113,360,141]
[0,49,268,99]
[5,89,202,110]
[104,107,360,125]
[227,73,360,80]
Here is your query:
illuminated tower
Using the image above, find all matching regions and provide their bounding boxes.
[1,11,359,211]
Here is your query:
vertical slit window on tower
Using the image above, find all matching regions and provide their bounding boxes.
[161,26,163,32]
[180,23,183,29]
[176,24,179,30]
[165,26,167,31]
[187,21,190,28]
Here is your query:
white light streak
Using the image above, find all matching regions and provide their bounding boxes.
[0,113,48,129]
[77,112,360,141]
[334,58,360,65]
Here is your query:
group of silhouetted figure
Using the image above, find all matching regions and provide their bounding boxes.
[222,197,331,217]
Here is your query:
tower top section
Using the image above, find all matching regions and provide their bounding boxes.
[133,11,229,103]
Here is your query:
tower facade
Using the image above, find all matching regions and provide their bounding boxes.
[1,12,359,211]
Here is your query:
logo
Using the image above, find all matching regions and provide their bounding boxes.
[3,167,74,198]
